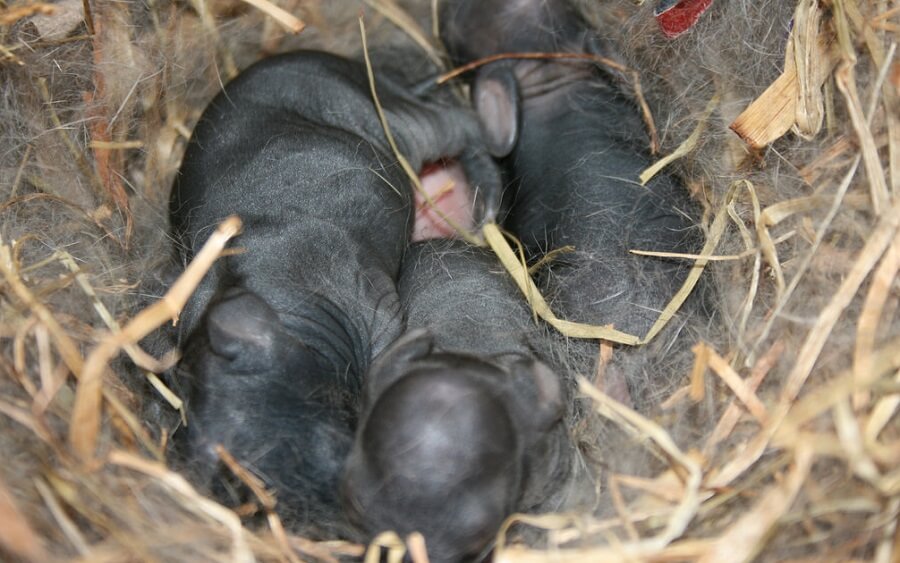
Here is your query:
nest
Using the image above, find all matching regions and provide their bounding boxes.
[0,0,898,561]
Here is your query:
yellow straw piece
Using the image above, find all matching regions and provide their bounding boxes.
[639,93,719,186]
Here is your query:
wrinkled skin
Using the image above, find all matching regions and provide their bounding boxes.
[441,0,704,337]
[439,0,709,411]
[168,50,500,532]
[342,240,597,562]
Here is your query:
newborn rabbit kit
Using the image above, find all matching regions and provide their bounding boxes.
[0,0,897,562]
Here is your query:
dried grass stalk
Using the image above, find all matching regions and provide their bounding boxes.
[0,474,48,562]
[365,0,442,66]
[108,450,254,563]
[730,2,837,150]
[240,0,305,33]
[359,16,481,245]
[70,216,241,462]
[639,93,718,185]
[699,445,814,563]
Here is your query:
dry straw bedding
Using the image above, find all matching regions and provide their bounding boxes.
[0,0,898,561]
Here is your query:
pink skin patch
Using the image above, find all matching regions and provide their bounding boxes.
[413,160,477,241]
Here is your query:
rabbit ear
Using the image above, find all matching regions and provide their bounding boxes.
[204,290,283,370]
[472,64,521,158]
[505,359,565,433]
[365,329,435,398]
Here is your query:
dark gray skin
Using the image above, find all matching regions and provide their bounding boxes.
[168,50,501,533]
[342,240,597,562]
[439,0,709,412]
[440,0,704,338]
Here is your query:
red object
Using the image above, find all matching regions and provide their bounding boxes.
[656,0,715,39]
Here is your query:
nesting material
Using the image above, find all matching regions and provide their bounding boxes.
[730,0,838,149]
[0,0,898,561]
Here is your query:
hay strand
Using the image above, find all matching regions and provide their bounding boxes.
[694,342,768,424]
[33,477,90,557]
[639,93,718,185]
[108,450,254,563]
[69,216,241,462]
[835,61,890,214]
[482,182,725,345]
[746,156,861,367]
[0,474,48,562]
[730,15,837,149]
[791,0,828,139]
[483,223,640,344]
[1,2,897,561]
[215,445,302,563]
[359,17,481,246]
[0,242,157,457]
[436,51,629,85]
[698,445,813,563]
[239,0,305,34]
[703,340,783,457]
[578,377,702,551]
[365,0,442,66]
